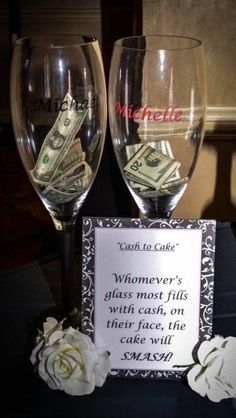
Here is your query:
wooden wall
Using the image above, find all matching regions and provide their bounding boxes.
[19,0,102,41]
[0,0,102,124]
[1,0,235,220]
[0,0,141,219]
[143,0,236,220]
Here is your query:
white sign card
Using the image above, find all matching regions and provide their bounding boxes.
[82,218,216,379]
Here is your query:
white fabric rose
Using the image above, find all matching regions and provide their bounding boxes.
[187,335,236,402]
[30,317,111,396]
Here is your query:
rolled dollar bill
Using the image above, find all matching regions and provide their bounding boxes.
[31,92,88,185]
[139,176,188,198]
[160,176,188,191]
[140,189,172,197]
[42,187,80,205]
[129,181,149,192]
[50,138,85,184]
[125,171,154,188]
[52,161,92,191]
[44,157,91,188]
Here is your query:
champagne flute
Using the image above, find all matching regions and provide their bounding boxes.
[10,35,106,316]
[108,35,206,218]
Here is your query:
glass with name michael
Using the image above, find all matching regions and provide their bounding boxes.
[10,35,107,317]
[109,35,206,218]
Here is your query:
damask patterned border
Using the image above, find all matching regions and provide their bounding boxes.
[82,217,216,379]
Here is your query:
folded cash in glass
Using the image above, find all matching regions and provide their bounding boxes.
[42,139,92,205]
[124,142,188,197]
[30,92,92,204]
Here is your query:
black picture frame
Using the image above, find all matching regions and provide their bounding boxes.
[82,217,216,379]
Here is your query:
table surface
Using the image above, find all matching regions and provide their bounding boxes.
[0,222,236,418]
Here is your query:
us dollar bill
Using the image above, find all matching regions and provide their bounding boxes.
[125,143,161,191]
[43,161,92,204]
[139,176,189,197]
[126,141,163,161]
[41,187,80,205]
[48,160,92,192]
[31,92,88,185]
[124,144,180,189]
[49,138,85,184]
[126,140,173,161]
[42,134,92,204]
[125,140,180,188]
[160,176,188,191]
[39,134,93,205]
[125,171,154,188]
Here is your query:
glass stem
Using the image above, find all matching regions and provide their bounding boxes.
[56,221,78,317]
[144,209,172,219]
[156,210,172,219]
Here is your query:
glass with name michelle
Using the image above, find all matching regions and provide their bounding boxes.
[11,35,106,316]
[109,35,206,218]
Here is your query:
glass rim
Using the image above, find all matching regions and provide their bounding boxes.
[14,34,98,48]
[114,35,202,51]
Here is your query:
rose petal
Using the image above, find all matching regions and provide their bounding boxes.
[187,364,208,397]
[206,383,231,403]
[46,330,64,345]
[66,327,93,345]
[80,347,98,382]
[63,375,95,396]
[43,317,59,335]
[202,351,221,367]
[220,360,236,393]
[30,339,44,365]
[94,351,111,387]
[206,371,230,394]
[223,337,236,359]
[62,348,83,367]
[38,354,61,390]
[197,336,224,366]
[65,335,89,352]
[204,356,224,380]
[41,343,64,358]
[64,330,94,354]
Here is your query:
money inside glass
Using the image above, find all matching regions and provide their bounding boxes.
[30,92,93,205]
[124,142,188,196]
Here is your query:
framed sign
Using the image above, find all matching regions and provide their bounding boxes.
[82,218,216,379]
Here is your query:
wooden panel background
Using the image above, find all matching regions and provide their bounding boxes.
[20,0,102,41]
[143,0,236,220]
[0,0,102,124]
[1,0,236,220]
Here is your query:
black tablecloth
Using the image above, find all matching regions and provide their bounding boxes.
[0,222,236,418]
